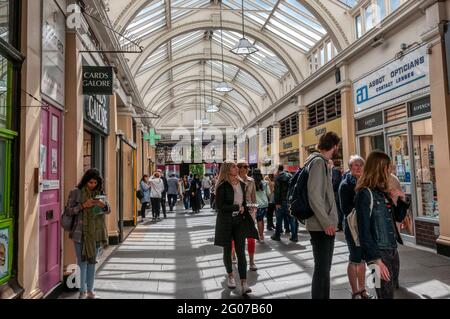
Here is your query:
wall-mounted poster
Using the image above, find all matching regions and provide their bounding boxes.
[51,148,57,174]
[0,222,11,282]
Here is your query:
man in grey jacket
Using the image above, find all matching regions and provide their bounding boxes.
[306,131,340,299]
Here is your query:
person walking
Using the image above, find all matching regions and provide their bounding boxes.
[190,174,202,214]
[355,151,408,299]
[332,163,344,232]
[202,175,212,201]
[214,161,259,296]
[271,165,297,242]
[139,175,151,221]
[149,171,165,221]
[231,161,258,271]
[210,175,217,211]
[254,169,270,241]
[167,173,180,212]
[338,155,374,299]
[64,168,111,299]
[305,132,340,299]
[266,172,276,231]
[180,176,191,210]
[158,170,169,219]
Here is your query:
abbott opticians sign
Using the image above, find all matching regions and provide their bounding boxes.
[82,66,113,95]
[354,45,430,114]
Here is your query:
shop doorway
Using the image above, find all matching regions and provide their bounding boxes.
[387,131,415,237]
[39,105,62,295]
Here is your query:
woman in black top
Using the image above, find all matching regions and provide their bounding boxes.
[189,175,202,214]
[214,161,258,296]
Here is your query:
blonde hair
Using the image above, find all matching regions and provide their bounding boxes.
[356,151,391,192]
[217,160,241,188]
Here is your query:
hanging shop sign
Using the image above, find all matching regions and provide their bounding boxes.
[357,111,384,132]
[82,66,114,95]
[354,45,430,114]
[304,119,342,147]
[409,97,431,118]
[84,95,109,135]
[41,0,65,107]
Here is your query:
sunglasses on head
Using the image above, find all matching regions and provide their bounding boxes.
[239,165,249,169]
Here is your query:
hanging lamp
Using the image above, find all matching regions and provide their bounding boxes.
[207,35,219,113]
[216,2,233,92]
[231,0,258,56]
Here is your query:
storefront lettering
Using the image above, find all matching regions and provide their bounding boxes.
[354,46,429,113]
[315,127,326,136]
[85,95,109,134]
[283,142,293,150]
[82,66,113,95]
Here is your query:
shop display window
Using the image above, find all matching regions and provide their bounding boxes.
[0,140,5,217]
[0,0,9,43]
[0,56,11,129]
[359,133,384,160]
[413,119,439,219]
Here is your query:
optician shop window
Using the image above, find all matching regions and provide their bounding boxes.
[412,118,438,220]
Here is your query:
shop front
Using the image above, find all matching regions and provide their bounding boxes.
[83,95,109,175]
[304,118,343,166]
[38,0,66,295]
[0,0,23,298]
[279,134,300,173]
[353,45,437,247]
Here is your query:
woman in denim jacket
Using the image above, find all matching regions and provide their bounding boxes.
[354,151,408,299]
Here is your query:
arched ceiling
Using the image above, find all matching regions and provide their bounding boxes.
[103,0,355,129]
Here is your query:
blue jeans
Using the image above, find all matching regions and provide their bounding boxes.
[275,203,298,240]
[183,192,190,209]
[74,242,100,293]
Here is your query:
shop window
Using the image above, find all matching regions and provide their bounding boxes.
[365,4,374,32]
[385,105,407,123]
[327,42,332,62]
[0,0,9,43]
[83,131,93,172]
[307,91,341,128]
[0,140,6,218]
[0,56,11,129]
[359,133,385,160]
[413,119,439,219]
[376,0,386,22]
[320,46,325,66]
[280,114,298,139]
[390,0,401,12]
[355,15,362,38]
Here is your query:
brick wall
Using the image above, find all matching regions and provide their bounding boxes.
[415,220,439,248]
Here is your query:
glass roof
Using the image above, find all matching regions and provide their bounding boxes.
[335,0,359,8]
[222,0,327,52]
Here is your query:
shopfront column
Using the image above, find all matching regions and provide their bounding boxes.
[117,107,135,225]
[339,68,356,169]
[421,1,450,256]
[17,0,43,299]
[271,121,280,168]
[298,96,308,165]
[63,30,84,273]
[105,93,119,244]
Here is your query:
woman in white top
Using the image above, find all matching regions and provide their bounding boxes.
[149,172,165,221]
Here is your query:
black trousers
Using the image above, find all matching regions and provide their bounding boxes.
[223,218,247,280]
[267,203,275,229]
[210,193,216,210]
[310,231,335,299]
[140,202,150,218]
[376,249,400,299]
[151,198,161,218]
[168,194,178,211]
[161,194,167,217]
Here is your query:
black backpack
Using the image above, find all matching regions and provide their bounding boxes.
[136,189,144,201]
[288,156,328,222]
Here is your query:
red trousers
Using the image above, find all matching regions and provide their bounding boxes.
[232,238,255,255]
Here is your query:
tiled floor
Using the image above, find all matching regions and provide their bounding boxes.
[59,205,450,299]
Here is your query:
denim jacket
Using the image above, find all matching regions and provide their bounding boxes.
[355,188,408,263]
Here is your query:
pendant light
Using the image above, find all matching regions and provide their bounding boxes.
[216,2,233,93]
[207,35,219,113]
[201,63,210,125]
[231,0,258,56]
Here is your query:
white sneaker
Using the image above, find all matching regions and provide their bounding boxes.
[227,276,236,289]
[242,282,252,295]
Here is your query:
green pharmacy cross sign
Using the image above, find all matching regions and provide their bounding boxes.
[144,129,161,147]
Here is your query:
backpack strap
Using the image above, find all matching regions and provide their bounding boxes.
[306,155,329,177]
